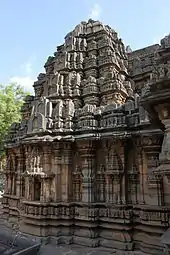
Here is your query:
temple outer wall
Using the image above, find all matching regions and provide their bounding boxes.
[2,133,168,254]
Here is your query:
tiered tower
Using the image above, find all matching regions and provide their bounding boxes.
[3,20,170,254]
[25,20,133,135]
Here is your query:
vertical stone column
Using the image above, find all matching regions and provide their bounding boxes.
[141,134,162,206]
[5,153,12,195]
[104,139,123,205]
[153,107,170,205]
[15,147,25,197]
[40,179,44,202]
[159,119,170,164]
[53,142,62,202]
[105,174,114,203]
[119,142,125,204]
[43,144,52,173]
[77,140,95,203]
[155,174,164,206]
[12,174,16,195]
[97,165,105,202]
[41,177,53,202]
[8,175,12,194]
[4,173,9,194]
[61,142,72,202]
[136,143,145,205]
[114,174,121,204]
[15,151,20,197]
[128,172,138,204]
[5,155,12,195]
[41,144,52,202]
[25,176,30,200]
[105,174,110,203]
[24,146,31,200]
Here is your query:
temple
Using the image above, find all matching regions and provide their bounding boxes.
[2,20,170,254]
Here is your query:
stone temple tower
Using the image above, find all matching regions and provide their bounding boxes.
[3,20,170,254]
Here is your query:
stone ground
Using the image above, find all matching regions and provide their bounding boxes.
[39,244,146,255]
[40,244,115,255]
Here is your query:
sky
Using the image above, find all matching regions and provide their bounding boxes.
[0,0,170,93]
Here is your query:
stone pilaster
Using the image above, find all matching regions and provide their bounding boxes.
[135,141,145,205]
[141,134,162,206]
[153,106,170,205]
[43,144,52,173]
[41,144,53,202]
[154,105,170,180]
[77,140,96,203]
[113,174,121,204]
[61,142,72,202]
[15,147,24,197]
[53,142,62,202]
[25,176,30,200]
[119,141,125,204]
[104,139,124,205]
[159,119,170,171]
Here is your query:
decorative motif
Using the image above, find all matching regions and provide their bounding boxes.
[72,165,82,202]
[3,20,170,254]
[26,147,43,174]
[96,164,105,202]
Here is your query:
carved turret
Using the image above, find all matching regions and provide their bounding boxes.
[9,20,134,136]
[4,21,170,255]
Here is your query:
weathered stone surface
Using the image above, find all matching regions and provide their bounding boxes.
[3,20,170,255]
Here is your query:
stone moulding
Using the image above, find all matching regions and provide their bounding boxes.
[3,19,170,254]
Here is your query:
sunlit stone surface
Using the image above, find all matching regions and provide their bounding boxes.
[3,20,170,254]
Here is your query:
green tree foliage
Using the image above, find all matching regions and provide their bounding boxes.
[0,83,29,153]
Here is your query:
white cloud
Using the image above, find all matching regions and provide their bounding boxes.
[21,60,33,74]
[9,58,36,93]
[9,76,34,93]
[89,3,101,20]
[25,62,32,74]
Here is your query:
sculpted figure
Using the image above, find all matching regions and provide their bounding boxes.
[52,99,64,129]
[141,82,151,97]
[151,65,159,82]
[76,53,83,68]
[29,96,45,117]
[35,87,42,98]
[46,118,53,129]
[58,74,64,96]
[54,71,60,89]
[57,99,64,118]
[75,38,80,50]
[98,77,104,88]
[49,72,64,96]
[90,40,97,50]
[158,64,165,79]
[48,74,54,87]
[35,153,43,173]
[70,72,81,96]
[77,52,83,63]
[48,73,58,95]
[118,39,126,58]
[76,72,81,85]
[37,96,46,115]
[87,75,96,84]
[65,99,75,129]
[80,38,87,51]
[30,156,34,172]
[166,61,170,77]
[70,53,77,68]
[164,35,170,48]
